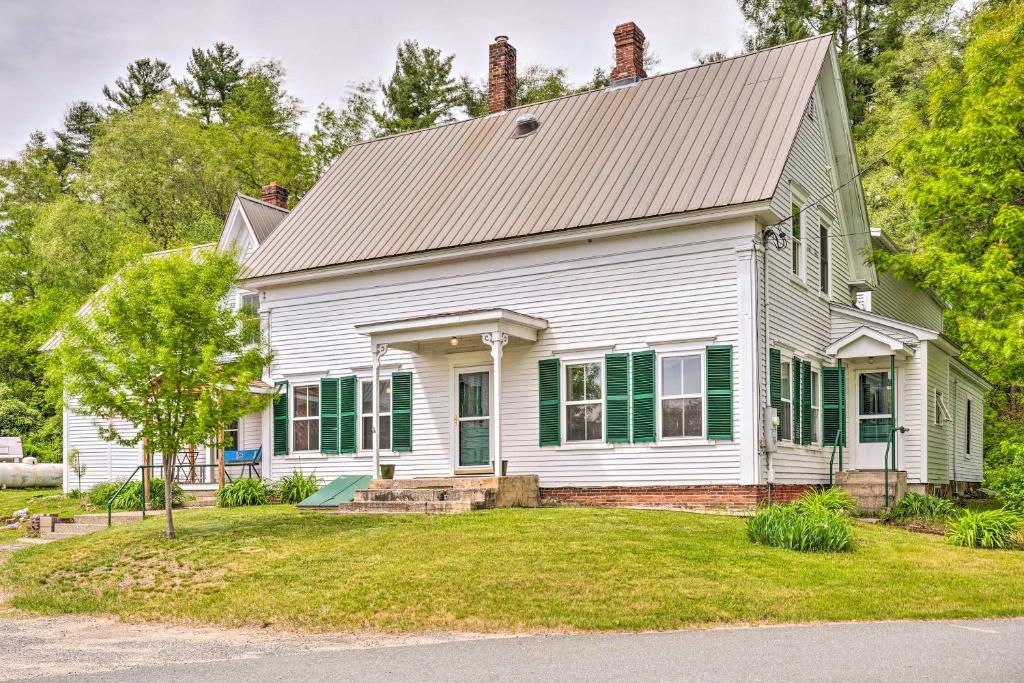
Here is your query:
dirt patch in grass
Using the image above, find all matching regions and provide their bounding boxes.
[3,506,1024,633]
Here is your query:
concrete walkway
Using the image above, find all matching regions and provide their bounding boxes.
[2,615,1022,682]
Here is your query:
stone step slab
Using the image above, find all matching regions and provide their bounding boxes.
[331,500,477,514]
[354,488,493,504]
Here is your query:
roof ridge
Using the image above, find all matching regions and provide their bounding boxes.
[237,192,291,213]
[341,33,835,151]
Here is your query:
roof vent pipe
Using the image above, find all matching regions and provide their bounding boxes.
[514,113,539,137]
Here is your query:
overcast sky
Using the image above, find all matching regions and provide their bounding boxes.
[0,0,746,160]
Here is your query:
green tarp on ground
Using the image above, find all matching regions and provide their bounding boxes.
[297,475,372,508]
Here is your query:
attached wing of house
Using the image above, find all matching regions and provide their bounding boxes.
[59,25,988,511]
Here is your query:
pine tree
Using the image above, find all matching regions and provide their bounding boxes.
[178,42,245,124]
[375,40,459,136]
[102,58,173,113]
[52,101,103,184]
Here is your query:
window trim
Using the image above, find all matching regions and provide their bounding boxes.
[790,192,806,281]
[935,389,951,425]
[811,368,821,444]
[562,359,604,444]
[237,291,260,313]
[291,383,321,454]
[818,216,830,296]
[358,376,393,453]
[780,361,793,441]
[656,351,706,441]
[966,399,973,455]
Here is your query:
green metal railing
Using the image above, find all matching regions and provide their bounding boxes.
[106,464,159,527]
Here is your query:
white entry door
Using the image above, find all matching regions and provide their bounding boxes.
[854,369,892,470]
[452,366,493,473]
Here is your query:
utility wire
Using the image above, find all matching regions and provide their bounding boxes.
[765,16,1024,241]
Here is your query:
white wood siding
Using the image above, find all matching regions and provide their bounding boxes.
[951,365,984,483]
[871,270,944,333]
[64,398,141,491]
[761,90,860,484]
[264,220,754,487]
[926,343,951,484]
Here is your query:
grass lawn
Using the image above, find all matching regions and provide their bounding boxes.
[0,488,86,544]
[3,505,1024,632]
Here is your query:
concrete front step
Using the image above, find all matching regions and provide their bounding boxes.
[835,470,908,512]
[331,500,478,514]
[354,487,494,504]
[42,522,108,537]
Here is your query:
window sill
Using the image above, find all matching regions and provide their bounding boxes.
[650,439,726,448]
[788,274,809,289]
[277,453,330,461]
[556,442,615,451]
[353,452,400,459]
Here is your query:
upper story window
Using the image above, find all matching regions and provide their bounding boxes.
[292,384,320,452]
[565,362,603,442]
[239,292,259,313]
[360,379,391,451]
[660,354,703,438]
[790,200,804,278]
[223,419,239,451]
[238,292,261,345]
[819,219,830,295]
[780,361,793,441]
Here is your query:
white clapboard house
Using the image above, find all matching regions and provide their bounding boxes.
[52,25,988,509]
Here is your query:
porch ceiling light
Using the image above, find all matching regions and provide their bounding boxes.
[449,336,460,347]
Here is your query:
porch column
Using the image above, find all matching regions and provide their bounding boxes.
[372,342,389,479]
[483,332,509,477]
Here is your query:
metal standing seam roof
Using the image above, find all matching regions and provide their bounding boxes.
[244,34,834,280]
[237,194,289,244]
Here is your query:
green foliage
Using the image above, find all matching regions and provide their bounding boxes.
[177,42,245,125]
[217,478,270,507]
[86,479,184,510]
[376,40,460,135]
[792,488,858,515]
[946,508,1024,549]
[309,83,377,175]
[272,471,321,504]
[102,58,173,113]
[985,451,1024,513]
[747,503,854,552]
[0,383,42,439]
[885,492,957,521]
[52,101,104,185]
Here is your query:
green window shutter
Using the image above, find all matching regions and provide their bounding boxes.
[822,365,846,447]
[538,358,561,446]
[273,381,289,456]
[800,360,812,445]
[320,377,340,454]
[769,349,781,440]
[339,375,357,454]
[792,355,801,443]
[706,345,734,441]
[391,371,413,452]
[631,350,656,443]
[605,353,630,443]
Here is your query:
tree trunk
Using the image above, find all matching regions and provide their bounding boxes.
[163,453,175,539]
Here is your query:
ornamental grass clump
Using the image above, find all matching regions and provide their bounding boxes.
[217,478,269,508]
[946,508,1024,549]
[791,488,858,516]
[885,492,956,521]
[272,471,320,505]
[746,503,854,552]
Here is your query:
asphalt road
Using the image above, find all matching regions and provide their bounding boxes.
[5,617,1024,682]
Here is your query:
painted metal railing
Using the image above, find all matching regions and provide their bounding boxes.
[106,463,157,527]
[828,428,844,487]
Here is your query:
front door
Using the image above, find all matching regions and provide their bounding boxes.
[854,370,892,470]
[456,369,491,471]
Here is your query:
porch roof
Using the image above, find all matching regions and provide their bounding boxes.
[355,308,548,352]
[825,326,914,360]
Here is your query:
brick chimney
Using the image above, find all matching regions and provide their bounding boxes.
[260,182,288,209]
[488,35,517,113]
[610,22,647,84]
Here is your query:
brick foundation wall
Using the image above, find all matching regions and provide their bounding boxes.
[540,484,816,513]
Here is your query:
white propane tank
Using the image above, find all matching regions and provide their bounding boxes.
[0,462,63,488]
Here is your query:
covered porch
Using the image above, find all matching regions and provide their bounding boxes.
[355,308,548,478]
[825,326,913,509]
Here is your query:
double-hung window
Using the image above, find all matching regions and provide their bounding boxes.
[811,370,820,443]
[660,354,703,438]
[292,385,320,452]
[238,292,261,345]
[780,361,793,441]
[223,419,240,451]
[791,200,803,278]
[360,378,391,451]
[565,362,602,442]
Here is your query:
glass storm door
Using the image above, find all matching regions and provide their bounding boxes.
[457,370,491,469]
[855,370,892,469]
